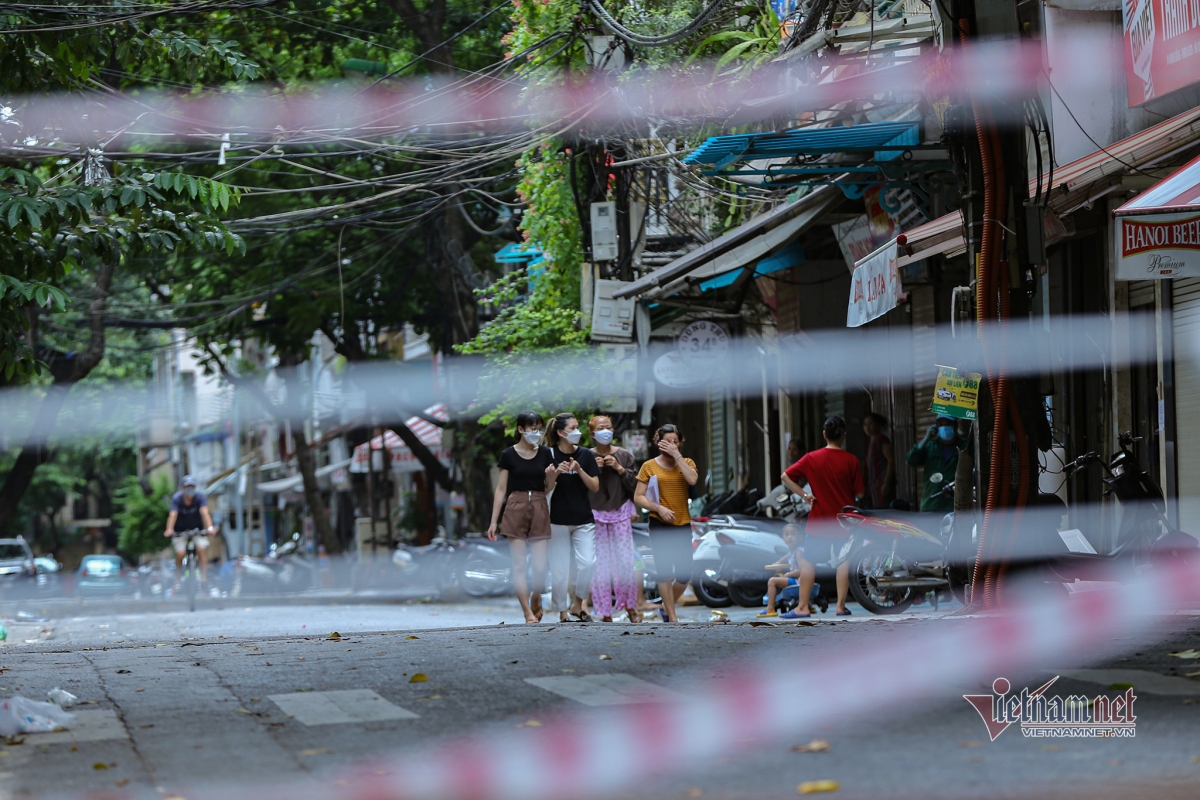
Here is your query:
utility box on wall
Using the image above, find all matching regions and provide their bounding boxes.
[591,279,636,342]
[590,201,618,261]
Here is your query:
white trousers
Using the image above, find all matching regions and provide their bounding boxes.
[549,522,596,612]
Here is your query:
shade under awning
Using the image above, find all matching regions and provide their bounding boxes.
[614,183,842,300]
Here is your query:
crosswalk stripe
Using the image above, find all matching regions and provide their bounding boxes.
[268,689,418,726]
[23,709,128,745]
[525,673,685,707]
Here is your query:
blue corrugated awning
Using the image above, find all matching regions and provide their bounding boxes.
[684,121,922,170]
[697,239,806,292]
[494,243,544,265]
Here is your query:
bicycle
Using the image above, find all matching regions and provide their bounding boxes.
[173,529,203,612]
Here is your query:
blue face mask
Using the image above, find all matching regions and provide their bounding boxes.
[937,426,956,442]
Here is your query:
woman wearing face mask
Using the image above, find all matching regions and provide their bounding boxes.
[634,423,698,623]
[586,415,641,623]
[906,415,964,512]
[545,413,601,622]
[487,411,558,624]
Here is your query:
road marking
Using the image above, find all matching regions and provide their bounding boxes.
[23,709,128,744]
[525,673,686,707]
[1058,669,1200,695]
[268,689,418,726]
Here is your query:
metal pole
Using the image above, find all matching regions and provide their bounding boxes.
[232,386,245,558]
[760,349,771,494]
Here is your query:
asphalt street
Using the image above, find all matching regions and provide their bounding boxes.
[2,595,1199,800]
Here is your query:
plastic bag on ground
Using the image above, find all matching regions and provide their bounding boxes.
[48,688,78,708]
[0,696,77,735]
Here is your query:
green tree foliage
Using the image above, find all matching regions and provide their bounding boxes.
[114,473,175,562]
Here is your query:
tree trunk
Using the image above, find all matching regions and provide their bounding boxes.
[213,348,342,555]
[293,430,339,556]
[0,263,116,532]
[458,418,494,533]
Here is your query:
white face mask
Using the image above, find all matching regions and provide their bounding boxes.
[523,430,543,445]
[565,429,582,445]
[593,429,614,445]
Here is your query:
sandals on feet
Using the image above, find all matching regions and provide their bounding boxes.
[530,593,543,622]
[626,609,642,624]
[571,609,592,623]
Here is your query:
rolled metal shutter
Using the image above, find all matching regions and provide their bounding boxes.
[1129,280,1155,308]
[1172,278,1200,511]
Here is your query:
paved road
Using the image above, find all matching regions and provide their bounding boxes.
[2,597,1199,800]
[1,589,936,648]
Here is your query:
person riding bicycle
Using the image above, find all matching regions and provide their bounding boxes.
[164,475,214,586]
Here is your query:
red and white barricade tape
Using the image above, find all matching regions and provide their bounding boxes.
[207,559,1200,800]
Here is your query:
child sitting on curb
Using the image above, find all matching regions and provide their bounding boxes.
[758,523,806,618]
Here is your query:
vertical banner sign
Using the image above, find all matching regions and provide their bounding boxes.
[930,366,982,421]
[1123,0,1200,106]
[847,241,902,327]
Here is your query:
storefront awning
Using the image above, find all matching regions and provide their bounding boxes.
[613,184,842,300]
[1115,152,1200,215]
[349,404,452,474]
[887,105,1200,266]
[258,458,353,494]
[1113,152,1200,280]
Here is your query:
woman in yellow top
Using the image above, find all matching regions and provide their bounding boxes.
[634,424,698,623]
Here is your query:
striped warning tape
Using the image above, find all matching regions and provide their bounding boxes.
[269,558,1197,800]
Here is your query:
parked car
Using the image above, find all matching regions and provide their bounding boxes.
[33,556,65,597]
[76,554,132,596]
[0,537,37,597]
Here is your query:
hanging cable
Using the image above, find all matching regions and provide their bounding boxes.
[586,0,726,47]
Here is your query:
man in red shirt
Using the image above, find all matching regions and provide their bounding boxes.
[780,416,864,617]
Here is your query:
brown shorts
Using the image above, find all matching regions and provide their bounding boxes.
[501,490,551,541]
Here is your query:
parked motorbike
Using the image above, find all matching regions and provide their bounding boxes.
[1026,432,1198,581]
[836,498,958,615]
[691,486,815,608]
[450,536,514,597]
[232,533,315,596]
[392,537,466,595]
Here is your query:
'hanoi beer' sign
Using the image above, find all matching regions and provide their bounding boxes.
[1115,211,1200,279]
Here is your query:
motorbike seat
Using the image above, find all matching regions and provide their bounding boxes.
[847,508,946,536]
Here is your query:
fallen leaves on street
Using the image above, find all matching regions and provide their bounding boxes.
[797,780,840,794]
[790,740,830,753]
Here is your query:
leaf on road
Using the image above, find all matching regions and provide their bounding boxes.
[92,763,109,770]
[958,741,983,748]
[519,719,542,727]
[115,779,130,788]
[328,632,341,640]
[747,621,775,627]
[599,654,612,661]
[790,740,830,753]
[236,709,253,714]
[409,673,429,683]
[116,669,131,674]
[406,636,419,640]
[797,780,840,794]
[301,748,333,755]
[1170,649,1200,659]
[1185,670,1200,677]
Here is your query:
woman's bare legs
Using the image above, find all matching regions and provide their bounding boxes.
[529,538,549,621]
[509,539,538,624]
